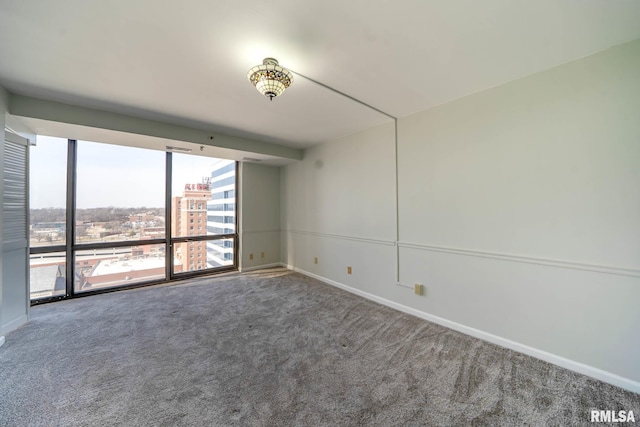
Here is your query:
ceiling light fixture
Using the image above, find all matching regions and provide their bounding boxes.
[247,58,293,101]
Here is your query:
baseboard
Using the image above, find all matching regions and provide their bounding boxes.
[0,336,5,348]
[286,265,640,395]
[240,263,284,273]
[1,314,29,337]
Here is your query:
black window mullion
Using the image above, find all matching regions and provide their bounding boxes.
[234,161,239,270]
[65,139,77,297]
[166,152,172,279]
[73,238,167,251]
[171,233,236,244]
[30,245,66,255]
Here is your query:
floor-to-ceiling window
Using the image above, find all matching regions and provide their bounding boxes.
[29,136,68,300]
[29,137,238,303]
[206,159,236,267]
[74,141,167,293]
[171,154,237,275]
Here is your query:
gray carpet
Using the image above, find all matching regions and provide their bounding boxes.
[0,268,638,426]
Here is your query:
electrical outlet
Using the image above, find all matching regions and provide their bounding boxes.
[261,252,264,258]
[347,266,352,275]
[314,257,318,264]
[249,253,254,260]
[414,283,424,296]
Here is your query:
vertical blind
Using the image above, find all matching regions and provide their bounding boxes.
[2,133,28,244]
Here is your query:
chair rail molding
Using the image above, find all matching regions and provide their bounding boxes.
[398,242,640,278]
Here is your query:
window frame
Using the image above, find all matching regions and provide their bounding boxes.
[29,139,239,304]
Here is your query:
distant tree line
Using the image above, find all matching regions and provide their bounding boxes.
[30,208,65,224]
[31,207,165,224]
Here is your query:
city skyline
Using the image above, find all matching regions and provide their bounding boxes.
[29,137,237,299]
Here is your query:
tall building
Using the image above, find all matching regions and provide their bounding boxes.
[171,179,211,271]
[206,160,236,267]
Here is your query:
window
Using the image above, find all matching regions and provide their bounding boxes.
[29,136,67,247]
[75,245,166,293]
[29,136,67,300]
[76,142,165,244]
[210,162,235,178]
[170,157,236,274]
[29,138,238,303]
[205,238,235,267]
[30,251,66,300]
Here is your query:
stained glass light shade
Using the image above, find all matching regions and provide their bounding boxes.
[247,58,293,100]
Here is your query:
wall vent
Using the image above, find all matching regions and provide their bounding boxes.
[166,146,192,153]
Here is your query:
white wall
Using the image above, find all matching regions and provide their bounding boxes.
[281,38,640,391]
[240,162,281,271]
[281,122,398,298]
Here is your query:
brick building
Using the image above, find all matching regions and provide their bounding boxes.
[171,180,211,271]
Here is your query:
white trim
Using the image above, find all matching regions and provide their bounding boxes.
[1,314,28,336]
[399,242,640,278]
[284,229,395,246]
[240,262,283,272]
[281,233,640,278]
[0,336,5,348]
[285,265,640,394]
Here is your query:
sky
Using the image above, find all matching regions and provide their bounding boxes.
[30,136,227,209]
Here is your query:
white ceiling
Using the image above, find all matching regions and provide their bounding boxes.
[1,0,640,152]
